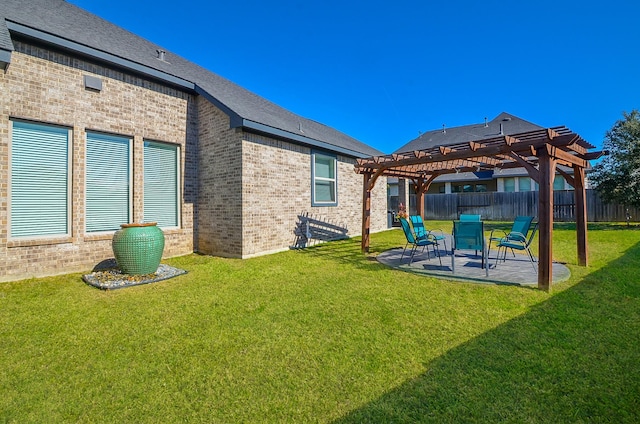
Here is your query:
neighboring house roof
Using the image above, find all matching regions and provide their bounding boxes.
[389,113,583,184]
[394,112,543,154]
[1,0,382,158]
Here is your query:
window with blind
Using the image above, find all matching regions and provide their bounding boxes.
[10,120,71,238]
[312,151,337,206]
[503,177,516,192]
[553,175,566,191]
[519,177,531,191]
[143,141,179,228]
[85,132,131,232]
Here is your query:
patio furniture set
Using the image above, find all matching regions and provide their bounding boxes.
[398,215,539,276]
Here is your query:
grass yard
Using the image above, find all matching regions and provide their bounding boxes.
[1,222,639,423]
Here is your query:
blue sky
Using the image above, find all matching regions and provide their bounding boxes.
[68,0,640,154]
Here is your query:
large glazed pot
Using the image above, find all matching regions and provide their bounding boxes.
[112,222,165,275]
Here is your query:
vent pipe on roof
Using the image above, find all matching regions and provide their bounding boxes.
[442,124,446,134]
[157,49,166,61]
[499,123,504,135]
[484,117,488,127]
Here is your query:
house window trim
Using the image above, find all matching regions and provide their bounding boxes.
[84,130,133,234]
[311,150,338,207]
[8,119,73,241]
[143,139,181,229]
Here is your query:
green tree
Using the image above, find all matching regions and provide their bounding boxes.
[591,110,640,207]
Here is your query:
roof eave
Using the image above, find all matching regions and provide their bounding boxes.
[241,119,372,158]
[5,20,195,91]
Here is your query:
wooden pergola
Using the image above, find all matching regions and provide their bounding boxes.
[355,126,604,291]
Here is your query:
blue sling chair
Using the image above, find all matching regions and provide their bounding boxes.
[409,215,448,255]
[452,220,488,276]
[459,214,481,222]
[494,221,539,272]
[458,214,481,255]
[399,217,442,266]
[488,216,535,260]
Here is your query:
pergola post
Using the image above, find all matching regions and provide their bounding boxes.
[413,175,437,220]
[398,178,409,213]
[361,172,372,253]
[574,165,588,266]
[538,149,557,291]
[414,178,425,219]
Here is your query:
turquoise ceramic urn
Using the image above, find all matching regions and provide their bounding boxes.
[112,222,165,275]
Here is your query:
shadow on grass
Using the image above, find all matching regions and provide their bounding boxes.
[294,230,404,270]
[333,241,640,423]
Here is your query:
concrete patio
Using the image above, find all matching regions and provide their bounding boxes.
[377,235,571,287]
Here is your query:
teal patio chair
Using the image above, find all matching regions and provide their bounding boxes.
[495,222,539,271]
[459,214,481,222]
[452,220,488,276]
[488,216,535,258]
[458,214,481,255]
[399,218,442,266]
[409,215,448,254]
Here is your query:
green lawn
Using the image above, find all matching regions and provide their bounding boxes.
[1,222,639,423]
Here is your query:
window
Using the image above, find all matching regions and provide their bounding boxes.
[519,177,531,191]
[503,177,516,192]
[554,175,566,191]
[10,121,70,238]
[475,184,487,192]
[85,132,131,232]
[463,184,473,193]
[312,152,337,206]
[144,141,179,228]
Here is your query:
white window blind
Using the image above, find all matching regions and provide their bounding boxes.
[10,121,70,238]
[85,132,130,232]
[144,141,179,228]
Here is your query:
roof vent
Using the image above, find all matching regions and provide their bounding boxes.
[499,123,504,135]
[484,117,488,127]
[502,117,512,121]
[442,124,446,134]
[156,49,166,61]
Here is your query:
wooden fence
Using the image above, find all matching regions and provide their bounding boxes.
[421,190,639,222]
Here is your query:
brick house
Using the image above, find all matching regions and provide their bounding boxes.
[0,0,388,282]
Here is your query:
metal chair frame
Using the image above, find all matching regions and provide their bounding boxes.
[399,218,442,266]
[409,215,448,254]
[495,222,539,272]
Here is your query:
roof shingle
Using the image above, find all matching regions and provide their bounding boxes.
[394,112,543,154]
